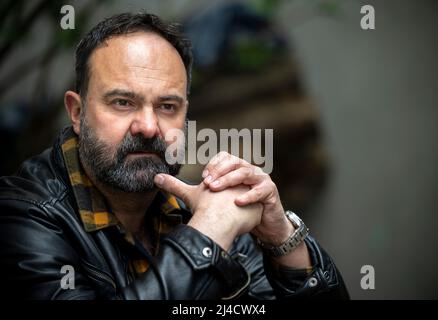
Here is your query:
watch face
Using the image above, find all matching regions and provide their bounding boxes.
[285,211,302,228]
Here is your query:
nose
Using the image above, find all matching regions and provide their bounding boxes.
[130,107,160,138]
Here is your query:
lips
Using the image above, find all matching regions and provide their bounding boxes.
[128,151,158,156]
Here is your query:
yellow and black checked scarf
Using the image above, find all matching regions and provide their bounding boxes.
[60,127,183,277]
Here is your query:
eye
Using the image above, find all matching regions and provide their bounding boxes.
[158,104,176,113]
[113,99,133,108]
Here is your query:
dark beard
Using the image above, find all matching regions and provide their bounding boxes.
[78,118,182,193]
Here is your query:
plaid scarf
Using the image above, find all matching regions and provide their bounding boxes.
[60,127,183,276]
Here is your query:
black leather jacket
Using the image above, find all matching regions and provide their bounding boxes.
[0,129,349,300]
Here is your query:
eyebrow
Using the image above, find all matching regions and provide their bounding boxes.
[102,90,184,105]
[103,89,143,102]
[157,94,184,105]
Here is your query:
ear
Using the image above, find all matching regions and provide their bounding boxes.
[64,90,83,135]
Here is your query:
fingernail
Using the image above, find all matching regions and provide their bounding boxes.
[205,175,213,183]
[154,174,164,186]
[202,170,209,178]
[211,180,220,187]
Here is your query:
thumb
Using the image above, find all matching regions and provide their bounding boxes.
[154,173,194,206]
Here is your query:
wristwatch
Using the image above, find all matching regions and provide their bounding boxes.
[257,210,309,257]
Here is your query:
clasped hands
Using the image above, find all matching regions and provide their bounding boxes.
[154,151,294,252]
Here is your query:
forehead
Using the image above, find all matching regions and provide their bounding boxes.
[87,32,187,94]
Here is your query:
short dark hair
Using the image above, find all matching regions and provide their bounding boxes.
[75,12,193,97]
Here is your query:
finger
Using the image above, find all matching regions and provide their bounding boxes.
[235,185,270,206]
[202,151,233,181]
[206,151,230,169]
[203,153,248,184]
[154,174,195,206]
[208,166,262,191]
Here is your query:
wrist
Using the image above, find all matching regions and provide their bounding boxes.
[257,211,309,258]
[188,213,239,251]
[257,217,295,246]
[272,241,312,269]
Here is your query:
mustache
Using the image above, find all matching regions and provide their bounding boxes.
[115,134,168,162]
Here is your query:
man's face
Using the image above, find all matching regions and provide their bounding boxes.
[78,32,187,192]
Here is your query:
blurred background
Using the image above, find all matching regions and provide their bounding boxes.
[1,0,437,299]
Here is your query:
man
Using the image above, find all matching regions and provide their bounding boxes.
[0,12,349,299]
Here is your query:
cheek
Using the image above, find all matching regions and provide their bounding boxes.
[159,117,186,142]
[88,111,131,149]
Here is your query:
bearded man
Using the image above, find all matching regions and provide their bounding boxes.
[0,12,348,300]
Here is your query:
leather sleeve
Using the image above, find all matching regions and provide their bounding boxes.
[263,236,350,299]
[230,233,350,299]
[0,199,98,300]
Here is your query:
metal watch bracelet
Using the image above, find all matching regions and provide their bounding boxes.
[257,210,309,257]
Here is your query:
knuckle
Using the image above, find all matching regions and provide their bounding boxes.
[212,164,226,176]
[241,167,252,177]
[231,159,240,171]
[266,182,279,204]
[218,151,229,159]
[228,153,239,161]
[253,187,263,199]
[205,162,212,170]
[240,157,250,166]
[224,154,236,165]
[207,159,217,168]
[210,151,229,168]
[267,180,277,190]
[209,153,221,165]
[208,166,217,175]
